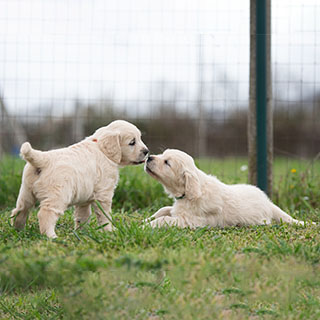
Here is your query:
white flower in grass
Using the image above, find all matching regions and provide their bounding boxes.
[240,165,248,172]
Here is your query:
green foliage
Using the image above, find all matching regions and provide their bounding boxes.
[274,167,320,215]
[0,155,25,209]
[114,166,171,211]
[0,156,320,319]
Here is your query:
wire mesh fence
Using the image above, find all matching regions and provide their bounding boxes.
[272,0,320,164]
[0,0,319,183]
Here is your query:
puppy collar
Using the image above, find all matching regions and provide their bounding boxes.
[175,193,185,200]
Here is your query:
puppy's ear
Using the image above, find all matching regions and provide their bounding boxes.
[184,170,201,200]
[97,131,121,164]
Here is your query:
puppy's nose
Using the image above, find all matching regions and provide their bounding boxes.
[147,156,154,162]
[142,148,149,156]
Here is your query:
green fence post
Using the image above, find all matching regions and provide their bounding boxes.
[256,0,268,193]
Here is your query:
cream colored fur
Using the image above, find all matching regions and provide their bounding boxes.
[145,149,314,229]
[11,120,148,238]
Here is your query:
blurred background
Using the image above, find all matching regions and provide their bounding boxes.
[0,0,319,177]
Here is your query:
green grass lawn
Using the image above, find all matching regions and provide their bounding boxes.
[0,156,320,319]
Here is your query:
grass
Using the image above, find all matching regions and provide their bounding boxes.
[0,155,320,319]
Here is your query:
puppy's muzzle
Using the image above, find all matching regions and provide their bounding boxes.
[140,148,149,161]
[142,148,149,157]
[133,148,149,164]
[145,156,156,174]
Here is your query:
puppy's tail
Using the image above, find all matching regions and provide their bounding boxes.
[20,142,49,168]
[272,204,315,226]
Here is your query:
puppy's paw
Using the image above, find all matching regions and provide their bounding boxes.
[150,216,179,228]
[143,217,154,223]
[149,218,167,228]
[11,209,27,230]
[103,223,115,232]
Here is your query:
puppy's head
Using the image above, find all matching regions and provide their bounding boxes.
[145,149,201,200]
[93,120,149,166]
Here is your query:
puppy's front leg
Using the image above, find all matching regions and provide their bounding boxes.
[150,216,183,228]
[145,206,173,222]
[93,199,114,231]
[74,204,92,230]
[11,185,36,230]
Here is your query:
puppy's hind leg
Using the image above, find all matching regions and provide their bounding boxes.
[74,204,92,230]
[37,205,62,238]
[271,204,307,226]
[11,185,36,230]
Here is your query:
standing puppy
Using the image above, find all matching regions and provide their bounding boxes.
[11,120,149,238]
[145,149,312,228]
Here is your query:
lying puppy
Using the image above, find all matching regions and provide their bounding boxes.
[145,149,312,228]
[11,120,149,238]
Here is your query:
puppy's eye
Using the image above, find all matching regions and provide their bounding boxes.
[129,139,136,146]
[164,160,170,166]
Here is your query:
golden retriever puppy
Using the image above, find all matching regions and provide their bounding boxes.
[11,120,149,238]
[145,149,312,228]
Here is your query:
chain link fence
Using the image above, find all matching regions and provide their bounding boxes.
[0,0,319,180]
